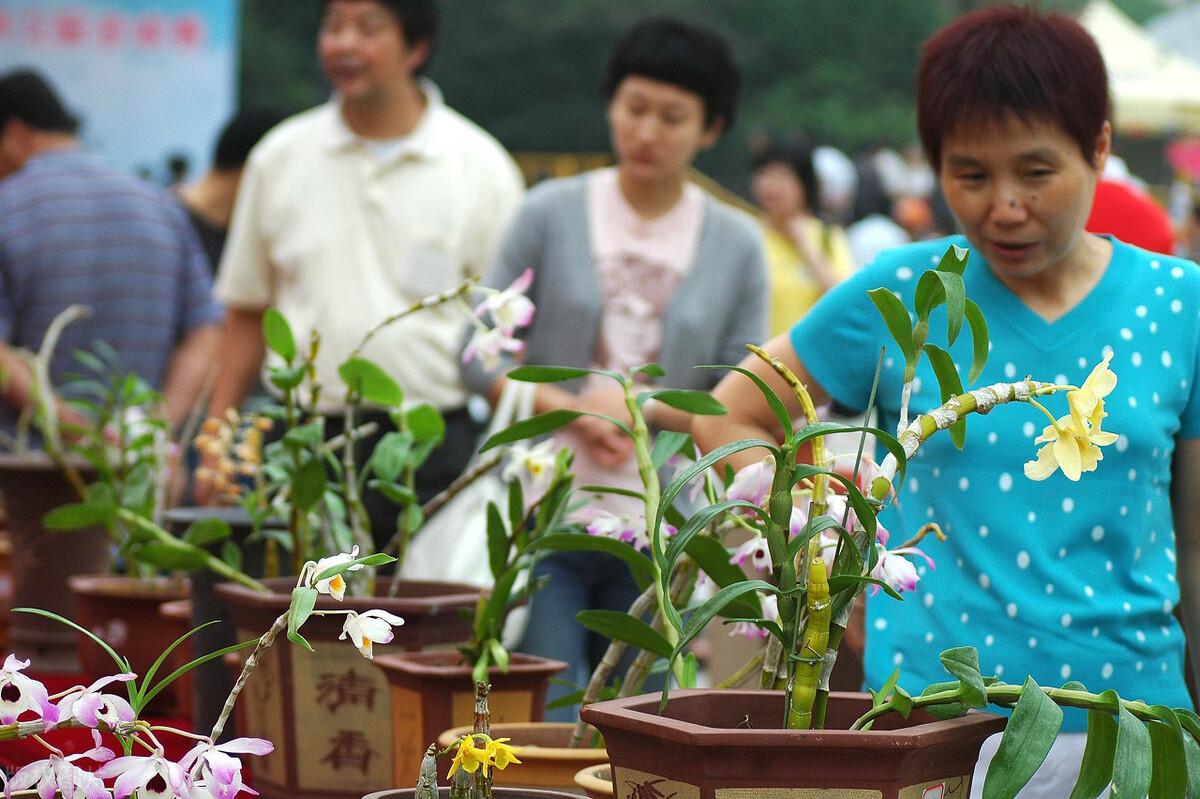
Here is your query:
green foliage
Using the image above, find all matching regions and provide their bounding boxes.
[338,357,404,406]
[981,678,1063,799]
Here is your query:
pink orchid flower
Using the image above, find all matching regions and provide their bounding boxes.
[97,751,189,799]
[726,457,773,507]
[575,507,651,552]
[7,730,114,799]
[474,268,535,332]
[870,541,935,595]
[461,326,526,371]
[729,594,779,640]
[729,537,772,574]
[56,672,137,729]
[0,654,58,725]
[179,738,273,799]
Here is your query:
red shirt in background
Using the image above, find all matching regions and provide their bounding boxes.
[1086,179,1176,255]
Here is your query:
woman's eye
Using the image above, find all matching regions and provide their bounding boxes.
[1025,168,1054,179]
[957,172,985,183]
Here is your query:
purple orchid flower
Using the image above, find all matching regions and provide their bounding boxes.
[729,537,772,574]
[726,457,773,507]
[0,654,58,725]
[6,729,114,799]
[96,752,188,799]
[179,738,273,799]
[56,672,137,729]
[474,268,535,331]
[870,540,936,595]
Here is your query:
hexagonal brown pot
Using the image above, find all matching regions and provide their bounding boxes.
[215,577,482,799]
[581,689,1007,799]
[372,650,568,787]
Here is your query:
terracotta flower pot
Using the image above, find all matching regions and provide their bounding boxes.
[581,689,1007,799]
[364,788,582,799]
[372,650,568,787]
[158,598,194,721]
[215,577,482,799]
[574,763,613,799]
[67,574,190,715]
[436,722,608,789]
[0,453,107,672]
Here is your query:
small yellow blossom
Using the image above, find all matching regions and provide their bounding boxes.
[486,737,521,771]
[1024,353,1119,482]
[447,735,490,778]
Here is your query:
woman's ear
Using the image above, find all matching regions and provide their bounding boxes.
[1092,121,1112,172]
[699,117,726,151]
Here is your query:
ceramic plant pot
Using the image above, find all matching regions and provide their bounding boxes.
[372,650,567,787]
[581,689,1007,799]
[158,597,194,721]
[215,577,481,799]
[363,789,582,799]
[574,763,613,799]
[436,722,608,789]
[0,453,106,672]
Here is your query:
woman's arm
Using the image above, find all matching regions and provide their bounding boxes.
[1172,436,1200,705]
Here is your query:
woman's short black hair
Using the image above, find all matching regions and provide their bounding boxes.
[751,137,820,213]
[603,16,740,131]
[0,68,80,135]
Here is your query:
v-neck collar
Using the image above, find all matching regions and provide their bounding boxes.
[971,234,1125,352]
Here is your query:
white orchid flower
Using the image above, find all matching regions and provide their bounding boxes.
[474,268,535,331]
[7,730,113,799]
[179,737,274,799]
[502,439,558,505]
[339,609,405,660]
[96,751,189,799]
[309,546,362,601]
[0,653,58,725]
[55,671,137,729]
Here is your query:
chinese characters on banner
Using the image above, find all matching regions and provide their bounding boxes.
[0,1,238,179]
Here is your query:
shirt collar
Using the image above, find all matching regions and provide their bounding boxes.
[324,78,447,162]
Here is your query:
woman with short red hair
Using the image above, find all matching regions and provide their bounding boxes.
[696,6,1200,793]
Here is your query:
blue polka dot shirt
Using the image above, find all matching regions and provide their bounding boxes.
[791,235,1200,728]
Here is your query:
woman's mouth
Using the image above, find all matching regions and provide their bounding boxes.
[988,239,1037,260]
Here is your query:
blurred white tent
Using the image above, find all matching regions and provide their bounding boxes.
[1079,0,1200,135]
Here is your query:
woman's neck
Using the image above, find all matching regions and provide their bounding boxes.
[616,168,687,219]
[996,233,1113,323]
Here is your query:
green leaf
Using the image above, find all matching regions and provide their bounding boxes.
[268,364,306,391]
[657,438,775,531]
[684,535,761,600]
[672,581,778,659]
[13,607,131,675]
[938,243,970,275]
[576,610,673,659]
[790,421,907,489]
[43,500,111,530]
[311,552,396,583]
[293,457,327,511]
[700,364,794,438]
[963,299,990,384]
[1148,705,1187,799]
[507,365,601,382]
[525,533,653,589]
[221,540,242,572]
[370,431,413,483]
[263,309,296,362]
[139,637,258,708]
[663,499,765,578]
[923,343,967,449]
[868,287,917,363]
[1181,725,1200,799]
[982,676,1064,799]
[1069,693,1118,799]
[507,478,525,533]
[406,404,446,445]
[182,517,232,547]
[481,409,584,451]
[792,464,878,539]
[938,647,987,708]
[826,574,903,602]
[650,431,693,470]
[646,389,727,416]
[487,639,510,673]
[134,541,210,571]
[1113,702,1153,799]
[287,587,319,652]
[576,485,646,502]
[338,357,403,406]
[682,652,698,689]
[633,363,666,379]
[368,479,417,506]
[486,502,509,579]
[133,620,221,709]
[914,268,966,345]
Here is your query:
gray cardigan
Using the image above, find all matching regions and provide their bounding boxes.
[460,173,768,395]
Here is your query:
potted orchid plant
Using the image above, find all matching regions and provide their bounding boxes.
[481,244,1200,798]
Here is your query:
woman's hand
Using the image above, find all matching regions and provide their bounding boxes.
[572,384,635,468]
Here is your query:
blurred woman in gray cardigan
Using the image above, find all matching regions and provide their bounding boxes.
[460,16,767,720]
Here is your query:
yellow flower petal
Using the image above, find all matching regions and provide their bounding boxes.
[1024,442,1060,481]
[1082,352,1117,399]
[1052,430,1084,481]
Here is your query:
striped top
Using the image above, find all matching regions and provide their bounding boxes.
[0,150,221,432]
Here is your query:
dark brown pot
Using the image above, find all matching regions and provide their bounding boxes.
[0,453,107,672]
[0,530,12,651]
[67,574,190,714]
[581,689,1006,799]
[214,577,482,799]
[436,722,608,789]
[364,789,582,799]
[158,598,194,721]
[372,650,567,787]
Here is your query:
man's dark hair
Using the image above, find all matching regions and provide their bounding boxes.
[603,16,740,131]
[214,109,286,171]
[321,0,438,65]
[0,68,80,135]
[751,137,820,215]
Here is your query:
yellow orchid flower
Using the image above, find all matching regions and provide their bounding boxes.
[486,737,522,771]
[447,735,491,778]
[1024,354,1119,482]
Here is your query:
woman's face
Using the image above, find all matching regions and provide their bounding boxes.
[939,114,1110,281]
[752,162,807,219]
[607,75,721,184]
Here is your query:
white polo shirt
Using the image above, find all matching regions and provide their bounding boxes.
[216,81,525,412]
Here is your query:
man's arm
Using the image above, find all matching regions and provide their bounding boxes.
[1172,436,1200,706]
[207,308,266,418]
[162,323,219,429]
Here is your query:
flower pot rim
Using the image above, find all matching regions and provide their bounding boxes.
[0,451,94,474]
[373,650,569,679]
[572,763,612,796]
[363,788,583,799]
[436,722,609,762]
[66,573,190,599]
[214,576,483,614]
[579,688,1006,749]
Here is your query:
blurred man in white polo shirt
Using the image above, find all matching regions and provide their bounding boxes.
[204,0,524,544]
